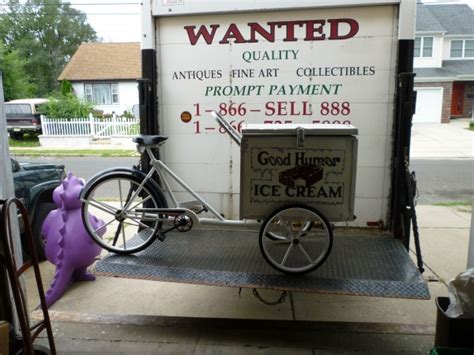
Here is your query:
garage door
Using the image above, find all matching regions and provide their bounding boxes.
[413,87,443,123]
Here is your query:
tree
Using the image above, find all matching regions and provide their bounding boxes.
[0,0,97,97]
[60,79,73,96]
[0,43,36,101]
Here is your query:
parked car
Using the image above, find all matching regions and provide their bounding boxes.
[11,158,66,260]
[5,98,48,140]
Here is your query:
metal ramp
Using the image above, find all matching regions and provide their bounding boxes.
[93,228,429,300]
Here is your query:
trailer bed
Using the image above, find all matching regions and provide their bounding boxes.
[93,228,429,300]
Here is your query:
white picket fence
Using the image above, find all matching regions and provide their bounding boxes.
[41,114,139,139]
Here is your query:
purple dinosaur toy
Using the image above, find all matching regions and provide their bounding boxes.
[41,172,105,307]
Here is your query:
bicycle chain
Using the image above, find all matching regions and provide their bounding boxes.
[251,288,288,306]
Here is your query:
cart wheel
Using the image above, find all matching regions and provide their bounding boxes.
[266,221,313,241]
[259,205,333,275]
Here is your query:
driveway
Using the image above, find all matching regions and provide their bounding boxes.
[410,119,473,159]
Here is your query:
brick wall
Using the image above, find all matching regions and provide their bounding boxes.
[414,81,452,123]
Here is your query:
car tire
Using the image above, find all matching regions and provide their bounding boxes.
[10,132,23,140]
[31,202,57,261]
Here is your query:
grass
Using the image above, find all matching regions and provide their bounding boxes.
[8,134,40,147]
[9,148,137,157]
[433,201,472,213]
[433,201,471,207]
[8,134,137,157]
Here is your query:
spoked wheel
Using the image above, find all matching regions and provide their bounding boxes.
[81,173,165,254]
[259,205,333,275]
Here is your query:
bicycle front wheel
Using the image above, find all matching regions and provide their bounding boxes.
[82,172,165,254]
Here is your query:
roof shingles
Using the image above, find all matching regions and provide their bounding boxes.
[415,60,474,79]
[58,42,141,81]
[416,4,474,35]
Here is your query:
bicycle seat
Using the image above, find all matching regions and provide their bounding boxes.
[132,135,168,146]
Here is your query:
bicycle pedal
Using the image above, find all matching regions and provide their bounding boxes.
[157,231,166,242]
[190,206,205,213]
[179,200,204,212]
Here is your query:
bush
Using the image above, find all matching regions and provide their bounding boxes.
[121,110,135,119]
[40,94,92,118]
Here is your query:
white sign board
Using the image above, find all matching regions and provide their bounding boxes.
[240,126,358,222]
[155,5,398,225]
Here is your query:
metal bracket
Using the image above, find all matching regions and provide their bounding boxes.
[296,126,305,149]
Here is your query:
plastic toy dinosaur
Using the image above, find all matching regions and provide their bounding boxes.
[41,172,105,307]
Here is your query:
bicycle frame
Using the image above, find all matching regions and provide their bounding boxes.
[139,146,259,228]
[80,129,335,274]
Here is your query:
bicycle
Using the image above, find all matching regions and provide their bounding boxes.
[80,112,336,275]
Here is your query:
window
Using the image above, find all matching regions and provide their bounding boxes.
[111,84,119,104]
[85,84,93,102]
[4,104,32,115]
[414,36,433,58]
[450,40,474,58]
[84,83,119,104]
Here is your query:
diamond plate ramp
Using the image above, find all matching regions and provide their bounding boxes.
[93,228,429,299]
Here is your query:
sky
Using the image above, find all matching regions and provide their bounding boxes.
[70,0,141,43]
[70,0,474,43]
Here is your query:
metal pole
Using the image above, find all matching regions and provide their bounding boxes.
[0,73,23,337]
[468,202,474,269]
[140,0,159,165]
[467,95,473,269]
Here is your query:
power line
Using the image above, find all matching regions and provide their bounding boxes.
[0,2,140,6]
[68,2,139,4]
[0,2,140,15]
[81,12,139,15]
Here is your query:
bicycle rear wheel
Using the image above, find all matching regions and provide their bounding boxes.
[81,172,165,254]
[259,205,333,275]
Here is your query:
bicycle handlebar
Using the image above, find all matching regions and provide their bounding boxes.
[211,111,242,147]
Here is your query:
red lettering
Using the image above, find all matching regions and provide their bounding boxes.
[265,102,276,116]
[328,18,359,40]
[274,21,305,42]
[277,102,288,116]
[184,19,359,45]
[305,20,326,41]
[248,22,276,42]
[184,25,220,45]
[219,23,247,44]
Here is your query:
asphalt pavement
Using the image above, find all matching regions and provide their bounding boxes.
[15,119,474,354]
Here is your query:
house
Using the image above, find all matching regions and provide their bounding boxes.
[58,42,141,116]
[413,3,474,123]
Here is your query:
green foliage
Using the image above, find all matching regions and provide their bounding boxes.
[0,43,36,100]
[433,201,470,207]
[60,80,73,96]
[41,94,92,118]
[121,110,135,119]
[0,1,97,96]
[9,148,137,157]
[8,134,40,147]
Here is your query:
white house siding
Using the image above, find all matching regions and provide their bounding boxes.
[442,37,453,60]
[414,35,443,68]
[442,36,474,60]
[72,81,139,115]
